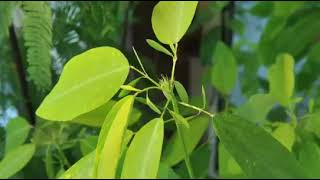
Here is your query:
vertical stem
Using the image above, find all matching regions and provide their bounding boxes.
[9,25,35,125]
[172,97,195,179]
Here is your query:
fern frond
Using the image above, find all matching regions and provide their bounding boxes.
[22,1,52,92]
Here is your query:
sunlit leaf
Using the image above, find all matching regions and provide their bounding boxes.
[271,122,295,151]
[95,96,134,178]
[121,118,164,178]
[36,47,129,121]
[151,1,198,44]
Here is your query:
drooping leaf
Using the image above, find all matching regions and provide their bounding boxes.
[169,110,190,128]
[59,150,96,179]
[174,81,189,103]
[96,96,134,178]
[157,162,180,179]
[151,1,198,45]
[5,117,31,153]
[71,100,116,127]
[36,46,129,121]
[120,85,141,92]
[146,39,173,56]
[213,113,310,178]
[235,93,276,123]
[176,144,211,179]
[268,53,295,107]
[0,144,36,179]
[211,41,237,95]
[218,143,246,179]
[121,118,164,178]
[80,136,98,156]
[162,115,209,166]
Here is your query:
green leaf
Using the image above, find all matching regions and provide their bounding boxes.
[59,150,95,179]
[268,53,295,107]
[0,144,36,179]
[219,143,246,179]
[94,97,132,176]
[36,47,129,121]
[169,110,190,128]
[118,77,143,98]
[235,93,276,123]
[71,100,116,127]
[120,85,141,92]
[300,112,320,138]
[250,1,274,18]
[95,95,134,178]
[174,81,189,103]
[271,122,295,151]
[5,117,31,153]
[146,93,161,114]
[151,1,198,45]
[211,41,237,95]
[157,162,180,179]
[162,115,209,166]
[80,136,98,156]
[295,141,320,178]
[121,118,164,178]
[146,39,173,56]
[176,144,211,178]
[213,113,310,178]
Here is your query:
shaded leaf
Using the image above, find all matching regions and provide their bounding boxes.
[5,117,31,153]
[146,39,173,56]
[174,81,189,103]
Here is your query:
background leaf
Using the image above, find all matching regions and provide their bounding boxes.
[5,117,31,153]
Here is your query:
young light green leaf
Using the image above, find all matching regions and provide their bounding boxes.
[118,77,144,98]
[174,81,189,103]
[5,117,31,153]
[146,93,161,114]
[162,115,209,166]
[59,150,96,179]
[96,96,134,178]
[271,122,295,151]
[80,136,98,156]
[121,118,164,179]
[268,53,295,107]
[120,85,141,92]
[235,93,276,123]
[71,100,116,127]
[36,47,129,121]
[213,113,310,178]
[169,110,190,128]
[0,144,35,179]
[211,41,237,95]
[146,39,173,56]
[94,96,133,176]
[151,1,198,45]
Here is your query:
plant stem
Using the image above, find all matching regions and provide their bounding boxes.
[178,102,215,118]
[171,97,195,179]
[130,66,160,87]
[160,99,171,118]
